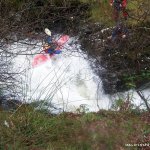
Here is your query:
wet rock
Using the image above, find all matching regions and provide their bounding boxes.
[0,95,22,110]
[79,22,150,94]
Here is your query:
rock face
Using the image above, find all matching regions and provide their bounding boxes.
[0,93,23,111]
[0,95,22,110]
[79,22,150,94]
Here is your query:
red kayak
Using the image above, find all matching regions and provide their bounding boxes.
[32,35,69,68]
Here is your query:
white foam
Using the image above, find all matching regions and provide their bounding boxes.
[10,37,149,112]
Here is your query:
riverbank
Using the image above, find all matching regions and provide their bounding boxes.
[79,22,150,94]
[76,0,150,94]
[0,105,149,149]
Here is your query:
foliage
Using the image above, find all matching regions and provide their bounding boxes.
[111,96,135,111]
[112,98,126,110]
[76,104,90,114]
[80,0,150,25]
[0,106,83,149]
[123,70,150,89]
[0,107,149,149]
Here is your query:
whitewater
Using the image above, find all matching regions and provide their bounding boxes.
[7,35,149,113]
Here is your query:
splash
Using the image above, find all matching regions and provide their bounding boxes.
[10,36,149,112]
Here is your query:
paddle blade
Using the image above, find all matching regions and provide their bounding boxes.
[57,35,69,45]
[45,28,51,36]
[56,35,69,49]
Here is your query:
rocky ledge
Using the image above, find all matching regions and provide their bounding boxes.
[79,22,150,94]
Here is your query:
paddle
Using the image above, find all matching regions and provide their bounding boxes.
[44,28,51,36]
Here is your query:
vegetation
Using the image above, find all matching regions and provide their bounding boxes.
[123,70,150,88]
[79,0,150,97]
[0,0,149,149]
[0,105,149,149]
[79,0,150,26]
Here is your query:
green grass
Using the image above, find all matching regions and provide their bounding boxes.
[0,106,149,150]
[80,0,150,26]
[0,106,83,149]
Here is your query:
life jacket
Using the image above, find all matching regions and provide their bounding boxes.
[46,36,52,44]
[44,36,57,50]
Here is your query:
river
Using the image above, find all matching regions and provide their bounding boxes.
[9,35,149,113]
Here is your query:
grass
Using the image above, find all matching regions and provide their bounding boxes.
[80,0,150,27]
[0,106,83,149]
[0,105,149,149]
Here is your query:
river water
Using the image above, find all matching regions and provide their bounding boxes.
[9,35,149,113]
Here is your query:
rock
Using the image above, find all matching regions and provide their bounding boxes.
[79,22,150,94]
[0,95,22,110]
